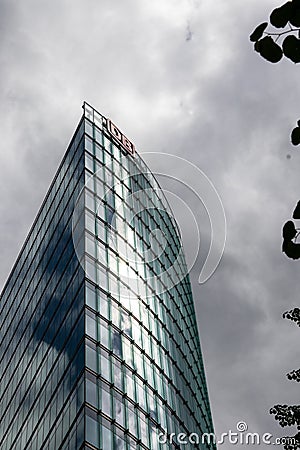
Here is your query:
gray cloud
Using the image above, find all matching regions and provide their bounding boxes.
[1,0,300,448]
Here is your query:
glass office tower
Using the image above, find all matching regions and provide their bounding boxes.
[0,103,216,450]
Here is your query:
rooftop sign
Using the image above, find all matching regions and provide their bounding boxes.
[106,119,135,157]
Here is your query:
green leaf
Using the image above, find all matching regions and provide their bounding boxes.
[282,35,300,63]
[270,2,292,28]
[291,126,300,145]
[250,22,268,42]
[254,36,283,63]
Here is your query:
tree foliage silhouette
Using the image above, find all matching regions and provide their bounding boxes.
[250,0,300,145]
[269,309,300,449]
[282,216,300,259]
[250,2,300,448]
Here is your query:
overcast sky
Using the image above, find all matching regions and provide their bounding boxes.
[1,0,300,448]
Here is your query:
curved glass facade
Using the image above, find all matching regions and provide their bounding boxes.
[0,102,215,450]
[80,103,216,450]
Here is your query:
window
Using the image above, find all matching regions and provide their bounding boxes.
[86,412,99,448]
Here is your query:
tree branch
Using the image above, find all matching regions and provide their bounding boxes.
[264,28,300,37]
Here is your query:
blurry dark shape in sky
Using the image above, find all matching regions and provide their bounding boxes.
[185,22,193,41]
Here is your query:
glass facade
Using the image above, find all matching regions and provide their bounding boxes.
[0,102,215,450]
[0,116,86,450]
